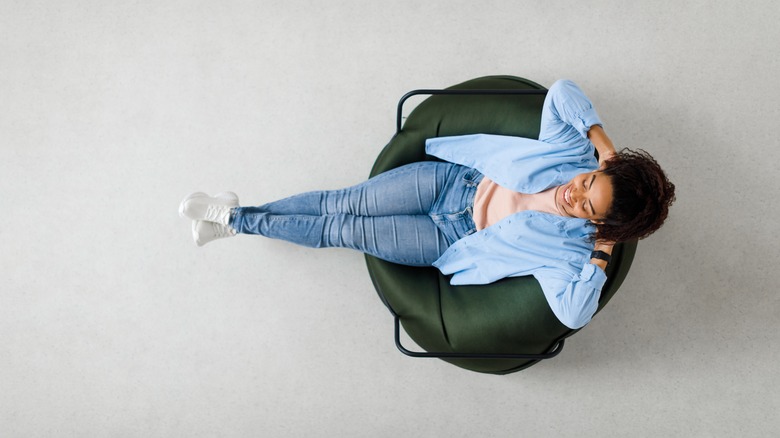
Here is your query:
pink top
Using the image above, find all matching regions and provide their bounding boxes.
[472,177,561,230]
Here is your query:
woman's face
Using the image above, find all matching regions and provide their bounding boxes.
[555,171,614,223]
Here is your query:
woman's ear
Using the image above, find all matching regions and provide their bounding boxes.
[591,219,606,225]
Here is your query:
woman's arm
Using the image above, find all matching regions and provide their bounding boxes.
[539,80,603,146]
[588,125,617,168]
[534,264,606,329]
[590,239,615,271]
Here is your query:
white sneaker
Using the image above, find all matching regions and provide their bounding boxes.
[184,192,240,246]
[179,191,239,225]
[192,219,236,246]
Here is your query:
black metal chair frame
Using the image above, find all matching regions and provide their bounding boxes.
[385,87,567,360]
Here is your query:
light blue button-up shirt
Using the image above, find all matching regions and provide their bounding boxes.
[425,79,607,329]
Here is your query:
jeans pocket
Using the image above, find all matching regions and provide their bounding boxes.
[461,168,483,187]
[431,209,476,245]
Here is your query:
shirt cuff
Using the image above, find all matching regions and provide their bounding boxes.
[580,262,608,290]
[571,107,603,140]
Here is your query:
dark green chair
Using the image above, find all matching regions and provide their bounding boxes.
[365,76,637,374]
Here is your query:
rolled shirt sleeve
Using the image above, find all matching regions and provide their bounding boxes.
[539,79,603,144]
[534,262,607,329]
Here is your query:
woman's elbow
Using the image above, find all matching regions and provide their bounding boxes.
[559,313,590,330]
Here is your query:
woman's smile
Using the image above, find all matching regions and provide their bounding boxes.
[557,183,574,212]
[563,185,572,207]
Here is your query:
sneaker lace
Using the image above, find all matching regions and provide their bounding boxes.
[205,205,233,224]
[210,222,235,237]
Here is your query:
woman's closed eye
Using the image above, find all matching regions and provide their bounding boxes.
[586,175,596,214]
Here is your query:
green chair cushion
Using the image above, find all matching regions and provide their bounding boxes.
[366,76,636,374]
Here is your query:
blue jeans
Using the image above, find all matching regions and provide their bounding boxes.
[230,162,482,266]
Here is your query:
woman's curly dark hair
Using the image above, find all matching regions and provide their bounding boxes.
[596,149,676,242]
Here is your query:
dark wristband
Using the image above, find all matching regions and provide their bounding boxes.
[590,250,612,264]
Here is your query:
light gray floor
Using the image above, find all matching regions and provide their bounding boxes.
[2,1,778,437]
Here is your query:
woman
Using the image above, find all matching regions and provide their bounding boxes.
[179,80,675,329]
